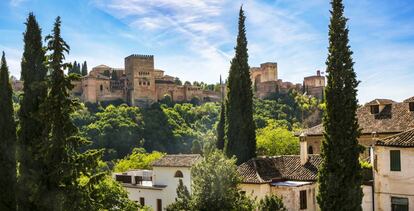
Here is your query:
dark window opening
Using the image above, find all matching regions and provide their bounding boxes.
[157,199,162,211]
[139,197,145,206]
[174,170,183,178]
[300,190,307,209]
[391,197,408,211]
[100,84,103,91]
[390,150,401,171]
[115,175,131,183]
[371,105,379,114]
[308,146,314,154]
[409,102,414,112]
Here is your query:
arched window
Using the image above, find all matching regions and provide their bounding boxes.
[174,170,183,178]
[308,146,314,154]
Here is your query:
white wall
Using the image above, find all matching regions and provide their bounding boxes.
[374,146,414,211]
[271,183,318,211]
[239,183,271,200]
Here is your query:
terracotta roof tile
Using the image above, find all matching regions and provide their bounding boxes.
[238,155,322,184]
[376,128,414,147]
[366,99,396,106]
[299,100,414,136]
[152,154,201,167]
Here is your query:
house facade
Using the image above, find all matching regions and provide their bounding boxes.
[113,154,201,211]
[374,129,414,211]
[298,97,414,157]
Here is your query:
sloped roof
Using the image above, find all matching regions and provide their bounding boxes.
[366,99,396,106]
[299,100,414,136]
[237,155,322,184]
[152,154,202,167]
[403,96,414,103]
[376,128,414,147]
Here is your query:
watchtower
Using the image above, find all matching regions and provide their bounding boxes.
[125,54,156,106]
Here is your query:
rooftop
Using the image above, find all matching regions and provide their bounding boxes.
[299,97,414,136]
[376,128,414,147]
[152,154,202,167]
[237,155,322,184]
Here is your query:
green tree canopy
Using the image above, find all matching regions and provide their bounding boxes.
[114,148,165,172]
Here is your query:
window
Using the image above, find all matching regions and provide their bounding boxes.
[308,146,314,154]
[371,105,379,114]
[300,190,307,209]
[139,197,145,206]
[391,197,408,211]
[174,170,183,178]
[115,175,131,183]
[390,150,401,171]
[100,84,103,91]
[157,199,162,211]
[409,102,414,112]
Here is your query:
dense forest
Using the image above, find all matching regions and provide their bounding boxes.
[13,89,322,163]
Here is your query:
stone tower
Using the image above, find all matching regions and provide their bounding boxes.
[125,54,156,106]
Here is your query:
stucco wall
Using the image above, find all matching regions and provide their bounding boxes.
[271,183,318,211]
[240,183,271,200]
[374,146,414,211]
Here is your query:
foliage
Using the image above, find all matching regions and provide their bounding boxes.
[82,104,144,160]
[166,179,192,211]
[0,52,17,210]
[216,103,225,150]
[257,194,287,211]
[226,7,256,165]
[81,61,88,76]
[190,150,253,211]
[317,0,363,210]
[17,13,49,210]
[114,148,165,172]
[256,120,299,156]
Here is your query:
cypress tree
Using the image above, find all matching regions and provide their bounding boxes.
[81,61,87,76]
[17,13,48,210]
[317,0,363,210]
[111,70,118,80]
[39,16,103,210]
[0,52,17,211]
[225,7,256,164]
[216,102,225,150]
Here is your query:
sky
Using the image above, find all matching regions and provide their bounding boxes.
[0,0,413,103]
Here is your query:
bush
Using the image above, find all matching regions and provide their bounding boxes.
[258,194,287,211]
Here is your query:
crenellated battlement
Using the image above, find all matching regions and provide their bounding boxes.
[125,54,154,59]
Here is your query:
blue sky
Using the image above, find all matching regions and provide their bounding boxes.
[1,0,413,103]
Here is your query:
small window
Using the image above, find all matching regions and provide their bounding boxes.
[100,84,103,91]
[409,102,414,112]
[174,170,183,178]
[371,105,379,114]
[308,146,314,154]
[139,197,145,206]
[300,190,307,209]
[390,150,401,171]
[148,82,150,86]
[157,199,162,211]
[391,197,408,211]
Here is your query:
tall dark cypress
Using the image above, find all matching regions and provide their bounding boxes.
[17,13,48,210]
[225,7,256,164]
[81,61,88,76]
[40,16,103,210]
[317,0,362,210]
[0,52,17,211]
[216,102,225,150]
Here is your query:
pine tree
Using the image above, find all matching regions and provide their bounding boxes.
[39,16,104,210]
[17,13,48,210]
[317,0,363,210]
[225,7,256,164]
[216,102,225,150]
[0,52,17,211]
[81,61,88,76]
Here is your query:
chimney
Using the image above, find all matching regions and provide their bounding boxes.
[299,133,308,165]
[317,70,321,76]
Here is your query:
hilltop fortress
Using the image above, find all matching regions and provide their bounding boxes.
[67,54,325,106]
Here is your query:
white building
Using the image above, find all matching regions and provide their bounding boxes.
[114,154,201,211]
[374,128,414,211]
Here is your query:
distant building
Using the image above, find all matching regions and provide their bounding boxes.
[113,154,201,211]
[374,128,414,211]
[10,76,23,92]
[71,54,222,107]
[250,63,325,100]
